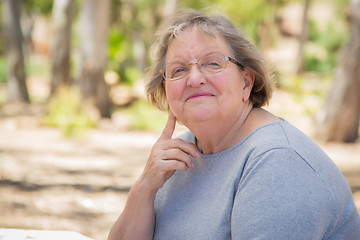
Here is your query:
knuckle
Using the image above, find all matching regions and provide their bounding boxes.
[177,161,189,172]
[173,148,183,156]
[171,138,185,147]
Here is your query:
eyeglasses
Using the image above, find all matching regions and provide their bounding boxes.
[160,53,244,81]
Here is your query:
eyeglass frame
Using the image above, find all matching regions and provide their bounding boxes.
[159,53,245,81]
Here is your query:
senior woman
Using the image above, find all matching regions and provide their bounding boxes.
[108,9,360,240]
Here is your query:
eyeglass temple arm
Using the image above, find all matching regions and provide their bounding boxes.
[226,57,245,70]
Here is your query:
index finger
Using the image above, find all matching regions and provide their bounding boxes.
[160,111,177,140]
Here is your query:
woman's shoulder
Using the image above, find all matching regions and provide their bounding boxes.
[244,113,314,154]
[242,117,338,175]
[245,118,352,202]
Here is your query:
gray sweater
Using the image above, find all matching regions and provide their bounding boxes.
[154,121,360,239]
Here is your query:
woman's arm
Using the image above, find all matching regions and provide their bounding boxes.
[108,112,199,240]
[108,180,156,240]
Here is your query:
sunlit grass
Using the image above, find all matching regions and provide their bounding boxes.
[42,87,97,138]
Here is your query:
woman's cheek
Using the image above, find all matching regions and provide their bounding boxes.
[165,83,184,116]
[165,82,183,101]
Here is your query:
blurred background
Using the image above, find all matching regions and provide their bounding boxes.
[0,0,359,239]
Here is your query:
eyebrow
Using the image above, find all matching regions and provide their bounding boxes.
[165,50,224,64]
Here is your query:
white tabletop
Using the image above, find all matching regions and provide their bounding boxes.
[0,229,93,240]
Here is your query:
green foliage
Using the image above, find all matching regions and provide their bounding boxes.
[108,28,129,64]
[108,28,144,85]
[179,0,217,9]
[277,73,331,117]
[108,28,135,85]
[124,67,143,86]
[23,0,53,15]
[305,19,348,73]
[110,0,122,24]
[215,0,268,41]
[0,57,6,84]
[43,87,97,138]
[304,54,336,73]
[107,0,161,86]
[106,0,294,87]
[121,99,167,131]
[205,0,290,43]
[308,19,347,53]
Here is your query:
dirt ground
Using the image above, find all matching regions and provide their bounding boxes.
[0,89,359,240]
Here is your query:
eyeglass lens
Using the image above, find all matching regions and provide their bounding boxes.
[164,54,226,80]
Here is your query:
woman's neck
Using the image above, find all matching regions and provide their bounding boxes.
[190,104,254,154]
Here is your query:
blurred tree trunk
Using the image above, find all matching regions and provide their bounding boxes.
[129,4,146,72]
[3,0,29,102]
[50,0,75,95]
[296,0,311,74]
[79,0,111,118]
[316,0,360,142]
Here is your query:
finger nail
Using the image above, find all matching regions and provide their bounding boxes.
[195,151,200,158]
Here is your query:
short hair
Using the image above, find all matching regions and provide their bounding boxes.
[145,9,274,111]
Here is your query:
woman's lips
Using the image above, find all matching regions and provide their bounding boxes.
[186,92,215,101]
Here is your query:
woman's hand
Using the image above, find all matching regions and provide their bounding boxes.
[139,111,200,193]
[108,112,200,240]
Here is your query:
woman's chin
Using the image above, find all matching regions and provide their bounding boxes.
[181,108,217,124]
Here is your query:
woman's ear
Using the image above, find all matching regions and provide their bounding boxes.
[243,68,255,90]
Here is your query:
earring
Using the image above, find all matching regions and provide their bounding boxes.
[242,97,245,102]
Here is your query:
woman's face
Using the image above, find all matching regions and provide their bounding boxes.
[164,28,253,126]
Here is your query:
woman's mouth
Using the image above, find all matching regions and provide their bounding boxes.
[186,92,215,101]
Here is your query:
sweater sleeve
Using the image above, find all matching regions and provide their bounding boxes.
[231,148,336,240]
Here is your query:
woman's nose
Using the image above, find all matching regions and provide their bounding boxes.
[186,64,206,87]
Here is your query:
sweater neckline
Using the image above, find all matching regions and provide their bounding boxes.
[193,120,285,159]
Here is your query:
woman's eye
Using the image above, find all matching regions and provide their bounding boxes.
[172,67,186,77]
[204,60,220,68]
[209,61,220,66]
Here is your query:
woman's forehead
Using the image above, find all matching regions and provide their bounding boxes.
[165,28,230,62]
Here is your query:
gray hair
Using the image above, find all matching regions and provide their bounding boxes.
[145,9,274,111]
